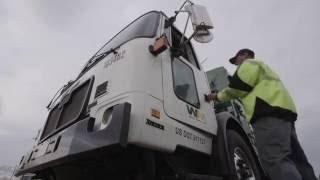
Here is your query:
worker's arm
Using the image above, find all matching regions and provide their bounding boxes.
[217,60,261,102]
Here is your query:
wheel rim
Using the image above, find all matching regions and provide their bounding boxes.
[233,147,256,180]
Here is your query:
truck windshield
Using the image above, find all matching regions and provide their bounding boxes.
[96,11,160,56]
[79,11,160,76]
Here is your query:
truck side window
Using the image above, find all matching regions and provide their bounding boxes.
[171,27,200,69]
[172,58,200,107]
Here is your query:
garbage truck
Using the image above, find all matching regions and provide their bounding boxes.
[15,1,265,180]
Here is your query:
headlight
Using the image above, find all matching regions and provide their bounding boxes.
[100,107,113,129]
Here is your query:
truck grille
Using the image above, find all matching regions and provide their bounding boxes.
[41,78,94,140]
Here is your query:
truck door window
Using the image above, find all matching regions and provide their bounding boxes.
[171,27,200,69]
[172,58,200,108]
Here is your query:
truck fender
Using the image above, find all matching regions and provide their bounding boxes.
[213,112,265,177]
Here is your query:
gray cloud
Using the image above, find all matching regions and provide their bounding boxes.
[0,0,319,175]
[0,0,9,20]
[30,0,88,28]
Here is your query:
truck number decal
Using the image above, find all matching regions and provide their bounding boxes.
[175,127,206,145]
[104,50,126,69]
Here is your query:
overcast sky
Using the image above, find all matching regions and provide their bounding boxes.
[0,0,319,175]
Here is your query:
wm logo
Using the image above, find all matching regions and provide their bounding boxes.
[186,105,198,117]
[186,105,205,122]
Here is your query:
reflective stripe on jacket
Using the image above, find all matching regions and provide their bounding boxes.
[217,59,297,122]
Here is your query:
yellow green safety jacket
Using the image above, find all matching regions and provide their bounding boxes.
[217,59,297,123]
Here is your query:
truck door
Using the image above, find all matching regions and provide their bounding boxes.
[162,27,217,134]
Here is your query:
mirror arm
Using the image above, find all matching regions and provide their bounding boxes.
[165,0,193,28]
[177,0,194,14]
[179,29,197,48]
[180,13,191,46]
[188,30,197,41]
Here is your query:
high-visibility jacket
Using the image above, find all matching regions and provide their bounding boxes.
[217,59,297,122]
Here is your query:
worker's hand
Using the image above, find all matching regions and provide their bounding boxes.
[205,92,218,102]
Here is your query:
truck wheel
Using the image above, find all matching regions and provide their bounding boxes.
[226,130,262,180]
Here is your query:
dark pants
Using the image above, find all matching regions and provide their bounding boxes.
[252,117,317,180]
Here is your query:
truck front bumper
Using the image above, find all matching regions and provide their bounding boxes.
[15,102,131,176]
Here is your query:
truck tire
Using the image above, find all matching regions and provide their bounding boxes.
[226,130,262,180]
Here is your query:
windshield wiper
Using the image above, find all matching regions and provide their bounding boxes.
[79,47,119,76]
[46,80,74,110]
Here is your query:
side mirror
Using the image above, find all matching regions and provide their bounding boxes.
[185,4,214,43]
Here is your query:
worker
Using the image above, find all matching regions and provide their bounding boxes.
[206,49,317,180]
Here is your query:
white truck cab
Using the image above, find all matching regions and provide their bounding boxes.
[15,2,265,180]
